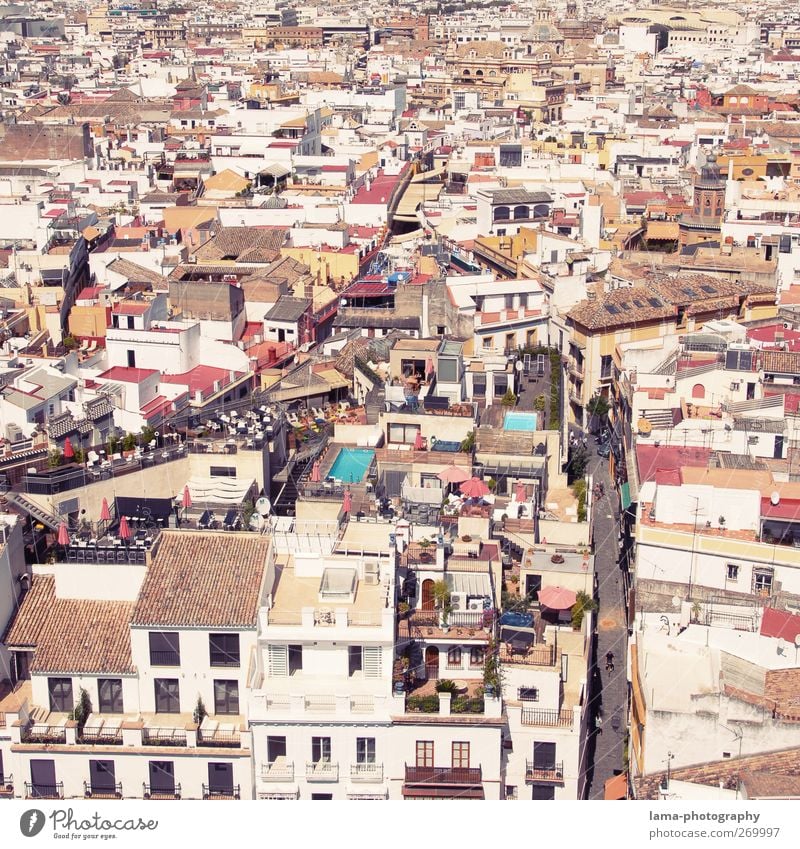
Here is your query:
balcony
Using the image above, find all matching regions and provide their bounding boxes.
[526,760,565,784]
[350,763,384,783]
[22,724,67,744]
[261,761,295,782]
[521,708,574,727]
[78,727,123,746]
[568,357,584,379]
[84,780,123,799]
[404,765,482,785]
[25,782,64,799]
[306,761,339,782]
[141,727,187,747]
[202,783,240,800]
[197,728,241,748]
[0,774,13,798]
[499,642,557,667]
[143,782,181,799]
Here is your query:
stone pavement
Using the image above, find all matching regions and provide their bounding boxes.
[584,446,630,799]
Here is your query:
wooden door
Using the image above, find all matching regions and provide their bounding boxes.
[421,579,435,611]
[425,646,439,679]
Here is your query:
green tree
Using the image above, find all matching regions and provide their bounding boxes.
[122,433,137,452]
[47,449,62,468]
[571,590,597,630]
[586,394,610,420]
[501,389,516,408]
[70,687,92,730]
[568,445,589,481]
[460,430,475,453]
[193,695,207,726]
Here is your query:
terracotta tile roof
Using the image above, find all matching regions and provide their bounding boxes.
[762,350,800,375]
[131,531,270,628]
[194,226,286,262]
[740,770,800,799]
[635,745,800,799]
[2,575,134,675]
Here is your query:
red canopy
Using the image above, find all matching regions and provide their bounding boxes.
[100,497,111,522]
[414,430,425,451]
[118,515,132,540]
[437,464,471,484]
[426,356,435,375]
[63,439,74,460]
[342,490,352,514]
[57,522,70,547]
[182,485,192,509]
[515,481,527,503]
[460,477,490,499]
[538,586,577,610]
[310,460,321,483]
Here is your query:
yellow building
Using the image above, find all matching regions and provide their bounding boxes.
[565,274,777,424]
[280,246,360,287]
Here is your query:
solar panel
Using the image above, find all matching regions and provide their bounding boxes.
[633,299,644,308]
[605,304,620,314]
[647,297,661,307]
[700,284,716,294]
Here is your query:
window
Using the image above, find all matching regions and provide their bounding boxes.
[470,647,485,667]
[349,646,363,676]
[388,423,421,445]
[437,358,458,383]
[726,564,739,582]
[209,466,236,477]
[289,644,303,674]
[209,634,240,667]
[98,679,123,713]
[416,741,434,767]
[312,737,332,763]
[452,742,470,768]
[532,785,555,800]
[494,205,510,222]
[436,325,446,336]
[600,355,612,379]
[267,736,287,763]
[213,680,239,715]
[473,374,486,396]
[447,647,462,668]
[356,737,376,764]
[753,568,773,596]
[48,677,73,713]
[518,686,539,702]
[267,645,288,676]
[148,761,175,794]
[154,679,180,713]
[533,741,556,770]
[482,336,494,349]
[126,350,136,368]
[88,760,116,793]
[149,632,180,666]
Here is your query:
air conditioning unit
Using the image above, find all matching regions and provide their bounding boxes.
[450,592,468,611]
[467,598,483,612]
[364,561,380,585]
[730,381,740,391]
[188,254,197,263]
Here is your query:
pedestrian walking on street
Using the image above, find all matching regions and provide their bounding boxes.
[605,651,615,672]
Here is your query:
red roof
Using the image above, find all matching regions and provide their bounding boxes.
[321,164,349,172]
[636,445,713,483]
[76,286,103,301]
[112,303,149,315]
[655,468,681,486]
[748,324,800,344]
[351,166,408,205]
[760,607,800,643]
[140,394,173,418]
[161,365,243,395]
[346,281,393,296]
[760,496,800,521]
[98,366,158,383]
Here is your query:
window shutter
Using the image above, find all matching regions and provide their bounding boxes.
[363,646,382,678]
[268,645,288,677]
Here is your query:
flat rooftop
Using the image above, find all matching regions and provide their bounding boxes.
[269,557,385,619]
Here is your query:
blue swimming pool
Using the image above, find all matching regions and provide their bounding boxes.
[499,611,534,628]
[327,448,375,483]
[504,411,538,432]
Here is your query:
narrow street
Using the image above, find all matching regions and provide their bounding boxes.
[584,447,629,799]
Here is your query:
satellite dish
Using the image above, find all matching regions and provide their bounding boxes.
[515,361,523,372]
[671,595,681,609]
[256,497,272,516]
[771,491,780,506]
[249,513,265,531]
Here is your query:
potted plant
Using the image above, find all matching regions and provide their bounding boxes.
[418,538,433,562]
[398,601,410,618]
[551,553,565,564]
[461,534,472,543]
[718,516,726,532]
[441,601,452,632]
[435,679,457,694]
[193,695,207,726]
[691,600,702,623]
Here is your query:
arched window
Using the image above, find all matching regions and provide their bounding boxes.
[476,69,483,77]
[463,68,471,76]
[691,384,705,399]
[513,205,530,219]
[494,205,510,222]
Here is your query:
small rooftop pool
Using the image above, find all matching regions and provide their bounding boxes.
[327,447,374,483]
[504,411,538,432]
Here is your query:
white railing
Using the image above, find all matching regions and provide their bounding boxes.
[347,612,383,626]
[350,763,384,782]
[261,761,294,782]
[305,696,336,712]
[349,696,375,713]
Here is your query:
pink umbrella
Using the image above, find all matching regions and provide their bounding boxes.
[63,439,74,460]
[515,481,527,503]
[310,460,321,483]
[182,485,192,509]
[100,497,111,522]
[118,515,131,541]
[538,586,578,610]
[414,430,425,451]
[460,477,490,499]
[437,464,471,484]
[57,522,70,547]
[425,357,435,376]
[342,489,352,514]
